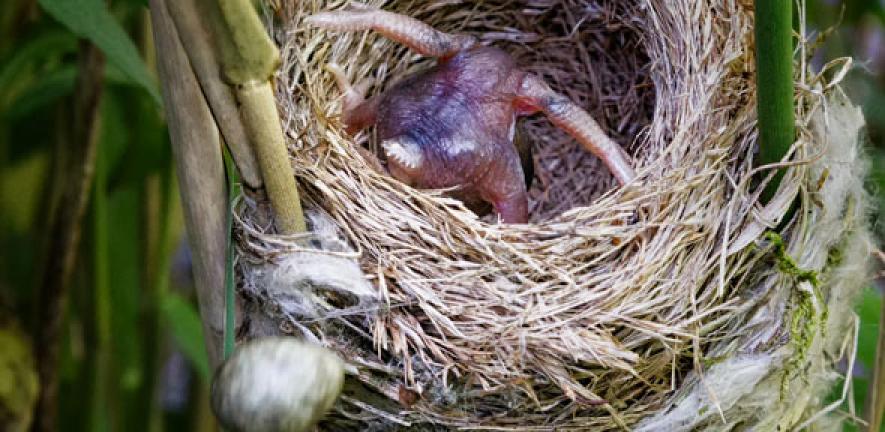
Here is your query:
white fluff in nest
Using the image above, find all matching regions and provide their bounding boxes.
[243,211,378,322]
[635,354,776,431]
[637,93,872,432]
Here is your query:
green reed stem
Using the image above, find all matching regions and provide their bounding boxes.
[754,0,796,203]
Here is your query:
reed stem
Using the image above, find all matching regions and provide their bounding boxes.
[150,0,227,369]
[754,0,795,202]
[866,293,885,432]
[200,0,306,234]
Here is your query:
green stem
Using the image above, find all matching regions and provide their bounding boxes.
[235,82,306,234]
[867,294,885,432]
[90,105,112,432]
[197,0,306,234]
[754,0,796,203]
[222,150,239,359]
[138,10,167,432]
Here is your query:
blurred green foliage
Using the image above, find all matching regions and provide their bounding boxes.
[0,0,880,431]
[0,1,211,430]
[808,2,885,430]
[37,0,160,103]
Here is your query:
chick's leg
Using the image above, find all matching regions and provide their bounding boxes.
[326,63,379,134]
[480,152,529,224]
[494,192,528,224]
[515,74,636,185]
[306,6,476,59]
[327,64,385,175]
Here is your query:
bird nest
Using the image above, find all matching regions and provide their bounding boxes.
[235,0,873,430]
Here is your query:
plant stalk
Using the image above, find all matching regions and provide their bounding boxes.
[754,0,795,203]
[32,40,105,432]
[89,110,113,432]
[137,10,168,432]
[150,0,227,369]
[165,0,263,190]
[198,0,306,234]
[235,81,305,233]
[866,292,885,432]
[222,150,238,360]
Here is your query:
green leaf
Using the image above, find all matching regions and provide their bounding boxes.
[106,187,145,391]
[4,65,76,120]
[853,288,882,428]
[857,288,882,371]
[160,292,211,381]
[119,0,149,8]
[37,0,161,104]
[0,30,77,110]
[105,85,170,191]
[222,150,241,359]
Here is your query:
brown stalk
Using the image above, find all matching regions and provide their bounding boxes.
[149,0,227,368]
[31,41,105,432]
[165,0,264,190]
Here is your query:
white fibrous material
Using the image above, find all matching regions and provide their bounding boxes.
[637,95,872,431]
[240,211,379,327]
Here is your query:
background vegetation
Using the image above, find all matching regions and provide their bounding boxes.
[0,0,881,430]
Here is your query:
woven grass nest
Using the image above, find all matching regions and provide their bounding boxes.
[235,0,874,430]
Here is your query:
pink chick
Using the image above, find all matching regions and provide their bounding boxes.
[307,5,635,223]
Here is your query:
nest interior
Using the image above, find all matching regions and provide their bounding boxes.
[236,0,871,429]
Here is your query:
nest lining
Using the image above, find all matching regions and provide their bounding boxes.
[235,0,872,429]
